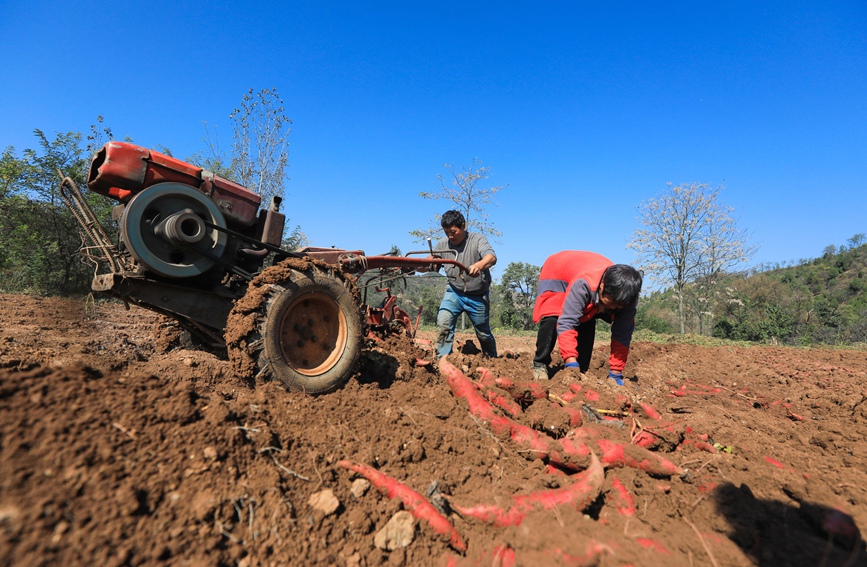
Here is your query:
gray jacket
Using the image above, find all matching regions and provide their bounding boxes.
[434,232,496,295]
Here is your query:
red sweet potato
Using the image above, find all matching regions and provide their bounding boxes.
[477,367,548,402]
[476,366,498,388]
[443,360,683,477]
[445,360,591,467]
[639,402,662,420]
[608,477,636,516]
[763,456,784,468]
[570,426,684,477]
[338,460,466,552]
[491,544,517,567]
[454,452,604,527]
[482,388,522,417]
[596,438,682,477]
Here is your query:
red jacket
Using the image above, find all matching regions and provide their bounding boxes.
[533,251,636,372]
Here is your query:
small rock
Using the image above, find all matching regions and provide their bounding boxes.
[308,489,340,516]
[374,511,415,550]
[350,478,370,498]
[203,446,218,460]
[0,505,22,534]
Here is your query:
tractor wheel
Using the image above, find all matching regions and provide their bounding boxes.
[229,263,363,394]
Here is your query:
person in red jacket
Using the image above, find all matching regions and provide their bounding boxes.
[532,251,643,385]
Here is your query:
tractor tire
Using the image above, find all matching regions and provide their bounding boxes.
[228,262,363,394]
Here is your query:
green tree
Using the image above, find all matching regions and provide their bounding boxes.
[0,130,103,294]
[848,233,866,248]
[497,262,540,330]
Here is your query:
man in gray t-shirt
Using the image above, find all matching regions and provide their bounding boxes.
[432,210,497,358]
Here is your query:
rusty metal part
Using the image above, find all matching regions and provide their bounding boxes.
[345,254,470,274]
[92,272,234,345]
[365,290,419,338]
[276,289,349,376]
[581,404,626,428]
[88,141,261,226]
[57,174,127,275]
[294,247,471,279]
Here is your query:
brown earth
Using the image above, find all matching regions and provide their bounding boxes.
[1,292,866,567]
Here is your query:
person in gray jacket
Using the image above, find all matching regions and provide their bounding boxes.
[432,210,497,359]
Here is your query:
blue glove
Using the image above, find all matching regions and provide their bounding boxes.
[564,362,580,369]
[608,371,624,386]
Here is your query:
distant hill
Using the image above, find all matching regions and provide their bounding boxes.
[636,239,867,346]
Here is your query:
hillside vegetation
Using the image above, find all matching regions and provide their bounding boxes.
[637,239,867,346]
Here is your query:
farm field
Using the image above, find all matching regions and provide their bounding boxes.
[1,293,866,566]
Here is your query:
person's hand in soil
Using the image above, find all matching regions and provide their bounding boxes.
[560,362,585,383]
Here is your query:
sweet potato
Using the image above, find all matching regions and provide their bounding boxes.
[454,452,604,527]
[596,438,683,477]
[570,426,684,477]
[443,360,683,476]
[445,360,592,467]
[475,366,499,388]
[338,460,466,552]
[639,402,662,420]
[554,424,681,477]
[482,388,522,417]
[477,367,548,402]
[608,477,636,516]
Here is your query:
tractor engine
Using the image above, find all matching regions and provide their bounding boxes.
[87,141,284,279]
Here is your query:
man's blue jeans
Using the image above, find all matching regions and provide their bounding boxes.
[436,286,497,358]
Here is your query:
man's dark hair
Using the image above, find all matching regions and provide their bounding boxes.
[601,264,643,306]
[440,210,466,229]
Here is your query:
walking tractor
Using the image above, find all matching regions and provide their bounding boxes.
[60,141,467,393]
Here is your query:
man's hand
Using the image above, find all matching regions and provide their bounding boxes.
[467,253,495,278]
[421,255,440,273]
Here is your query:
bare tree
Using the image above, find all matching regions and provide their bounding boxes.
[410,158,506,243]
[627,183,755,334]
[187,88,291,206]
[187,88,304,248]
[230,87,292,208]
[186,122,233,179]
[692,201,757,333]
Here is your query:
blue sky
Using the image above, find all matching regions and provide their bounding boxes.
[2,1,865,280]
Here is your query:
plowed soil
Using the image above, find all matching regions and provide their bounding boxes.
[1,292,866,567]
